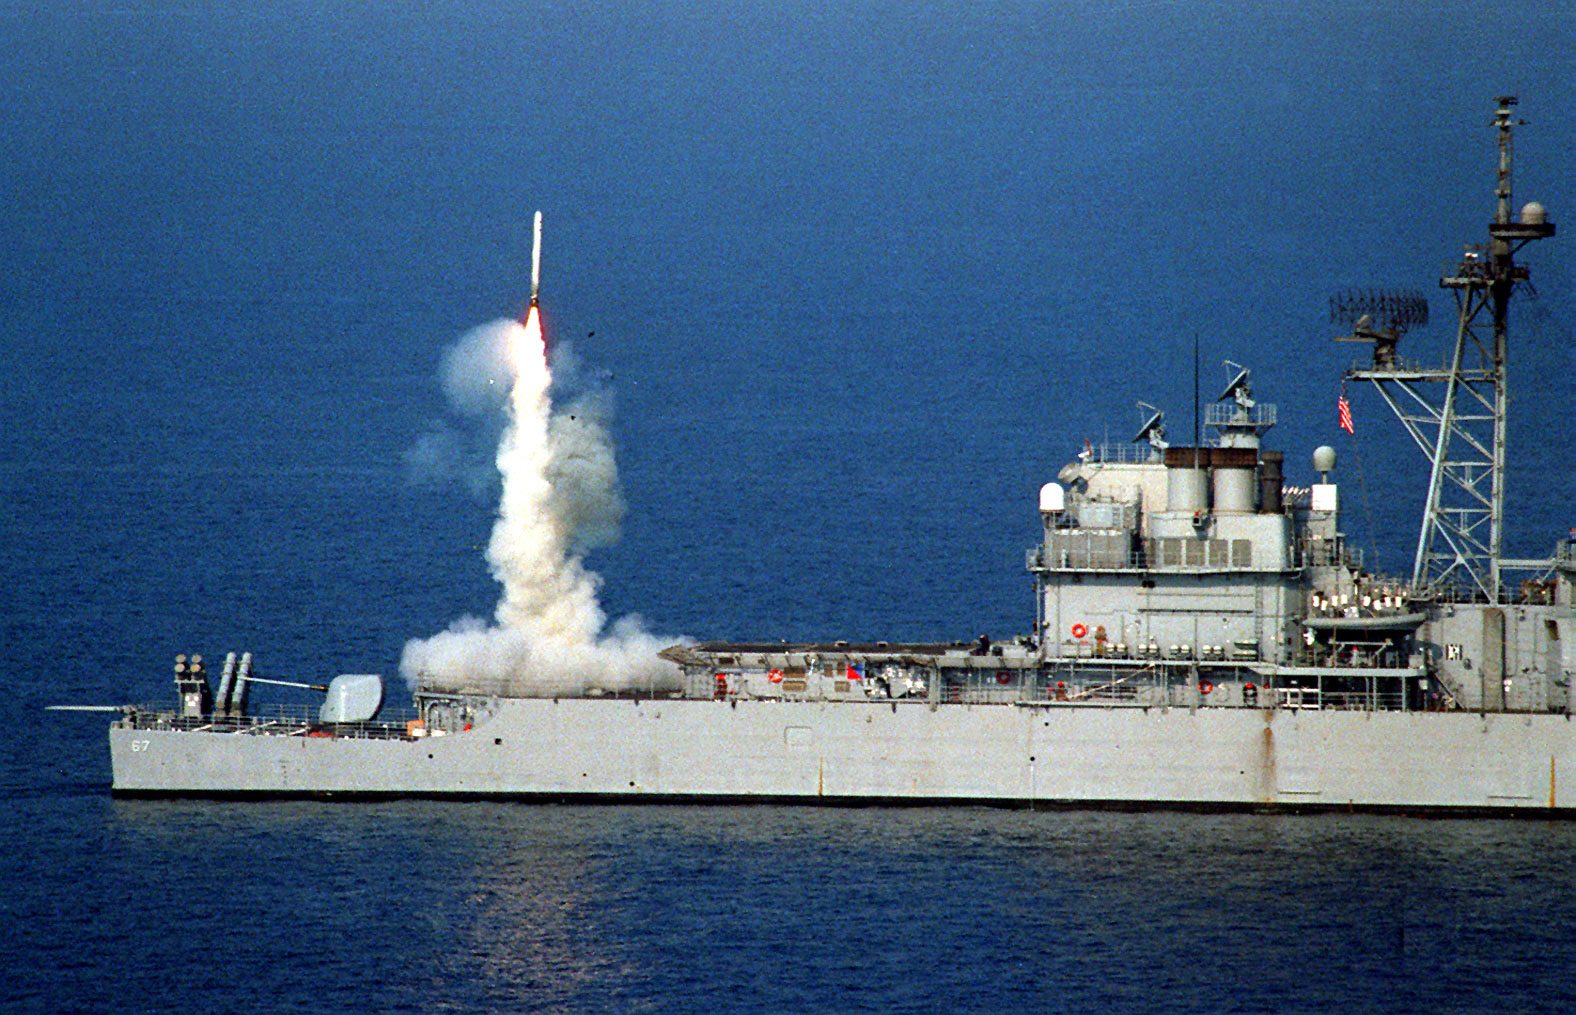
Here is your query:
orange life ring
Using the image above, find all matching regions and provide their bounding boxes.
[1071,623,1088,639]
[1199,680,1215,695]
[768,669,784,684]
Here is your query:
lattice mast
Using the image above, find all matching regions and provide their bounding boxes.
[1333,96,1555,601]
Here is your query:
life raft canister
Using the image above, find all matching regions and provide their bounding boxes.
[1071,623,1088,639]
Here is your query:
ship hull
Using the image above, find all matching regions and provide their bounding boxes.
[110,699,1576,816]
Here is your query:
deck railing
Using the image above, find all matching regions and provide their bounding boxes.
[121,704,420,739]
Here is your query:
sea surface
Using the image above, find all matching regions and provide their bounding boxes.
[2,3,1573,1011]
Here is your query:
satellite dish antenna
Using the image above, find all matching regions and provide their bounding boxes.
[1217,361,1253,409]
[1132,401,1168,454]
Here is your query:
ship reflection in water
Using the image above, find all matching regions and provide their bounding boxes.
[436,809,631,1008]
[35,800,1575,1008]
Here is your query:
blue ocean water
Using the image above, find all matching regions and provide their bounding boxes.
[2,3,1573,1010]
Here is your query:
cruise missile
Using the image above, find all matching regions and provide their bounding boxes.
[530,210,543,306]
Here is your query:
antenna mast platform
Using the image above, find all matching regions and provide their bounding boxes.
[1335,96,1555,602]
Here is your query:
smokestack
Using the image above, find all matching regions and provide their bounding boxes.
[1259,451,1284,514]
[1164,446,1209,513]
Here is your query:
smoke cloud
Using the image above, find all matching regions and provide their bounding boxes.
[402,320,514,497]
[400,313,682,696]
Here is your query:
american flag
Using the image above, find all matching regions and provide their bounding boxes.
[1337,393,1354,434]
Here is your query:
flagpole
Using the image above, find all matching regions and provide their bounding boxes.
[1343,380,1381,571]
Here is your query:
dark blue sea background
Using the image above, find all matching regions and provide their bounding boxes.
[3,3,1573,1011]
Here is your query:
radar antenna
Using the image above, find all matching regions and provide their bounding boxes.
[1217,361,1254,409]
[1205,362,1276,447]
[1330,288,1430,368]
[1335,96,1556,601]
[1133,402,1168,458]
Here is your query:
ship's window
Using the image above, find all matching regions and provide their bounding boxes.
[1208,540,1227,566]
[1549,620,1560,640]
[1232,539,1252,567]
[494,738,503,745]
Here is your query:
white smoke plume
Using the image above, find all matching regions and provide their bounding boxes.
[400,312,683,696]
[402,321,513,497]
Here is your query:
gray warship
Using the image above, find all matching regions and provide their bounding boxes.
[99,97,1574,813]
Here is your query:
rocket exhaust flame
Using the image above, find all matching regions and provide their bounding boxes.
[401,218,682,697]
